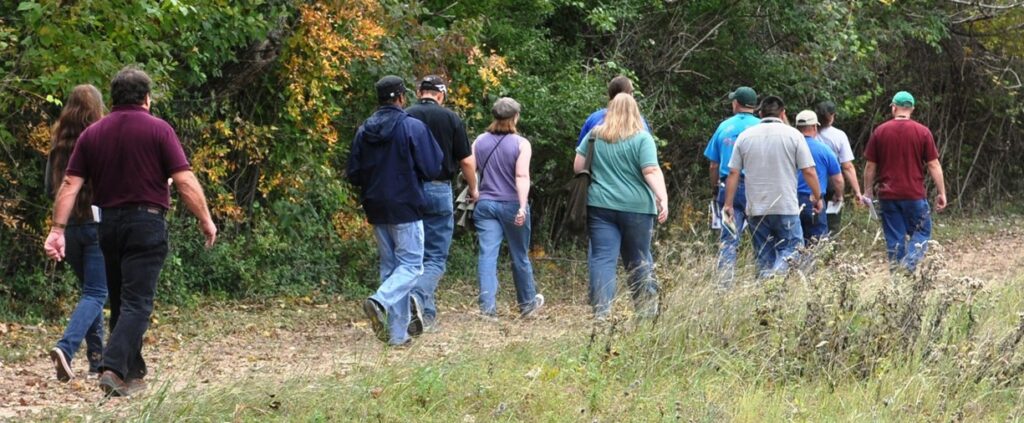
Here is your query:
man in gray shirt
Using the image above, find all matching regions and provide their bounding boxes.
[723,96,821,278]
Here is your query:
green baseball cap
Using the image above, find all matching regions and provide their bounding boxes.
[892,91,915,107]
[728,86,758,108]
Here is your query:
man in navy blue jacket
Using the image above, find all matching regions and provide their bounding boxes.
[347,75,442,346]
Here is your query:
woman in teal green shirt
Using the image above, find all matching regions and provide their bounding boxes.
[573,93,668,319]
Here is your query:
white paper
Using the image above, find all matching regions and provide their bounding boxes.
[91,205,101,223]
[709,201,721,229]
[826,201,843,215]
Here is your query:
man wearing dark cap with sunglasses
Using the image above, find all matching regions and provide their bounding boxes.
[404,74,475,335]
[814,100,863,234]
[347,75,443,346]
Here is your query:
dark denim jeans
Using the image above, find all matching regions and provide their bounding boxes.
[98,209,168,380]
[473,199,538,315]
[587,206,659,318]
[716,179,747,287]
[410,181,454,324]
[798,193,828,245]
[748,214,803,279]
[56,223,107,373]
[879,199,932,273]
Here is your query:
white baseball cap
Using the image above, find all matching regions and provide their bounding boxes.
[795,110,819,127]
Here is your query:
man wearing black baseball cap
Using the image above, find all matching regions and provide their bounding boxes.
[347,75,443,346]
[405,74,475,335]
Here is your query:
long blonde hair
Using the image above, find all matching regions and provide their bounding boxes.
[594,92,643,143]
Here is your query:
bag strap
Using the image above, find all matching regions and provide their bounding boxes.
[581,133,596,174]
[477,134,509,186]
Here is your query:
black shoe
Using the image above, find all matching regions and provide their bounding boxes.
[408,295,424,337]
[363,298,388,342]
[50,348,73,382]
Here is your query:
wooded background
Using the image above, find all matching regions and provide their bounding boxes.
[1,0,1021,317]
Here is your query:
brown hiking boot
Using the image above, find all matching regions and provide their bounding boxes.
[99,370,129,397]
[126,377,148,395]
[50,348,73,382]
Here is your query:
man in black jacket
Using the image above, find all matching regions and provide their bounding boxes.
[347,75,442,346]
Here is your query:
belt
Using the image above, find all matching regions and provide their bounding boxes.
[101,205,167,217]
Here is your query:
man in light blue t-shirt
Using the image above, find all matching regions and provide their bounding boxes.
[577,76,649,147]
[703,86,760,287]
[794,110,844,244]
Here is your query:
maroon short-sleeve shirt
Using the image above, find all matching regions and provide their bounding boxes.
[66,105,191,209]
[864,119,939,200]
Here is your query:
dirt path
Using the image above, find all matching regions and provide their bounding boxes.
[2,226,1022,420]
[0,294,593,420]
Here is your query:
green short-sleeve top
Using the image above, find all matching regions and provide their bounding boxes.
[576,130,659,215]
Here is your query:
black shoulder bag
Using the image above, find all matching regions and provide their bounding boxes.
[563,135,596,232]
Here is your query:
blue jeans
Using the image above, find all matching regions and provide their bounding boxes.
[879,199,932,273]
[410,181,454,324]
[587,206,659,318]
[473,200,538,315]
[98,208,168,380]
[372,222,424,345]
[748,214,803,279]
[56,223,107,373]
[716,179,748,287]
[798,194,828,245]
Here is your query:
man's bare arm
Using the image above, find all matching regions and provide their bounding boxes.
[926,159,947,211]
[841,161,862,199]
[171,170,217,247]
[709,162,720,192]
[43,175,85,261]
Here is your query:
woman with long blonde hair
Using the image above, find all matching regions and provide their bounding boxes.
[573,92,668,319]
[46,84,107,381]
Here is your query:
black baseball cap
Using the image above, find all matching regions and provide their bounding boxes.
[375,75,406,101]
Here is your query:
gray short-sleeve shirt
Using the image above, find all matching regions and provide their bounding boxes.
[818,126,854,163]
[728,118,815,216]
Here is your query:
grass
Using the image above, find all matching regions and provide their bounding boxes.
[26,210,1024,421]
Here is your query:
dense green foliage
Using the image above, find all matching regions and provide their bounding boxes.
[1,0,1022,317]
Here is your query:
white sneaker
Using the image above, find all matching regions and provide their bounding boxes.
[521,294,545,318]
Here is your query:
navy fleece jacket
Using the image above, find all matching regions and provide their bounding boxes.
[347,105,442,224]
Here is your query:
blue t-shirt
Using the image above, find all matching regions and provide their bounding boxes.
[797,136,841,196]
[702,112,759,178]
[577,108,650,146]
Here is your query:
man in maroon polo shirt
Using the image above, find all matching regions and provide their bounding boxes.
[862,90,947,273]
[44,67,217,397]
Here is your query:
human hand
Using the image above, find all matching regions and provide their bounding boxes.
[656,198,668,224]
[813,198,824,214]
[859,195,873,207]
[44,229,66,261]
[201,220,217,248]
[934,194,947,212]
[514,207,527,227]
[468,187,479,203]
